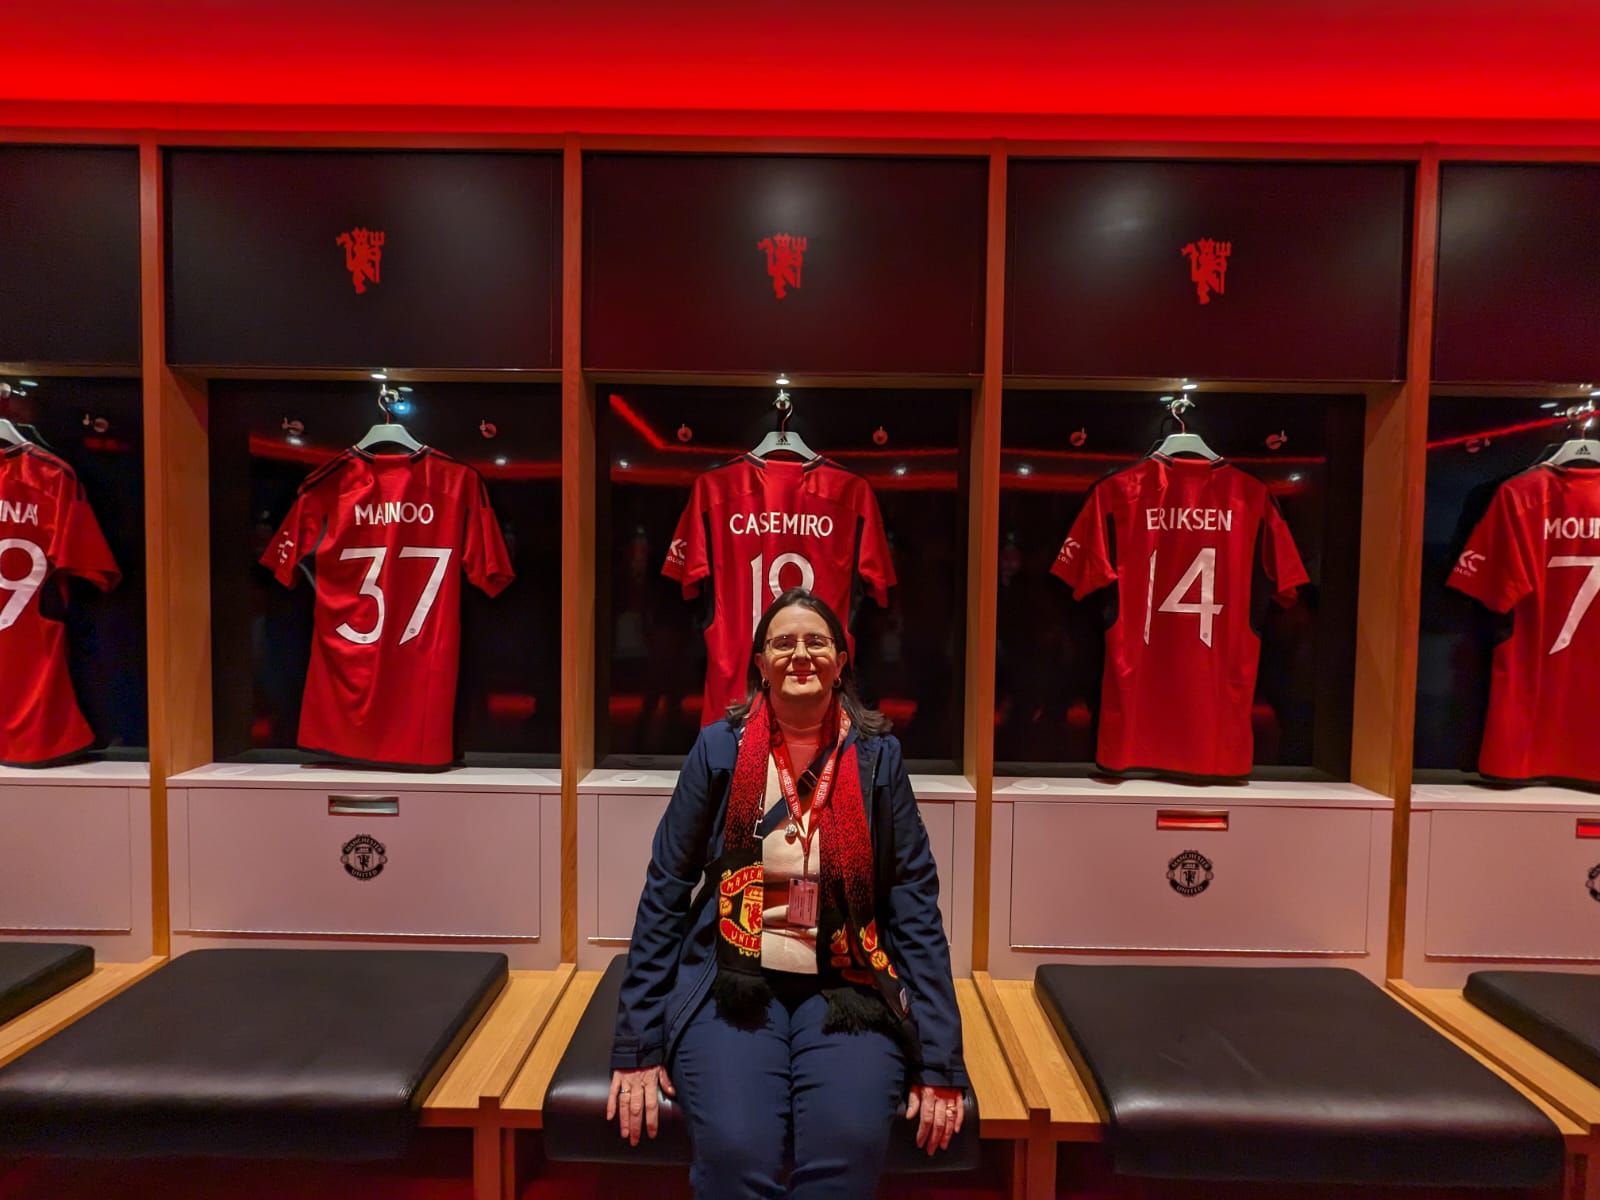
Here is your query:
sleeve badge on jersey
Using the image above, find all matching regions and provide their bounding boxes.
[1454,549,1486,577]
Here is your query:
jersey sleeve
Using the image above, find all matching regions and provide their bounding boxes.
[1262,497,1310,605]
[55,483,120,592]
[464,475,515,598]
[1051,482,1117,600]
[1447,484,1534,614]
[856,483,896,606]
[662,477,711,598]
[260,489,324,589]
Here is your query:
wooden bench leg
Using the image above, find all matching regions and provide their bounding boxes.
[1583,1152,1600,1200]
[473,1123,502,1200]
[1022,1127,1056,1200]
[500,1128,518,1200]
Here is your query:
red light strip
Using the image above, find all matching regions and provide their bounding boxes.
[609,393,669,450]
[1427,415,1567,451]
[1577,819,1600,839]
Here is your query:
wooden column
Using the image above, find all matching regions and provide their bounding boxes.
[140,137,212,956]
[1348,149,1439,977]
[965,141,1007,972]
[559,133,593,964]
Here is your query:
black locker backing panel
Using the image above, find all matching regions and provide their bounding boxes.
[1007,159,1412,382]
[0,146,140,365]
[166,150,560,369]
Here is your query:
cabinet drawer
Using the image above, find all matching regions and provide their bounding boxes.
[0,785,133,933]
[1008,801,1372,954]
[1425,809,1600,961]
[182,788,541,939]
[594,793,670,941]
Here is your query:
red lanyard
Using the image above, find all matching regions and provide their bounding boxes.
[771,705,851,875]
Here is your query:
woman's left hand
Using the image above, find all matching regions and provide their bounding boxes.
[905,1083,965,1155]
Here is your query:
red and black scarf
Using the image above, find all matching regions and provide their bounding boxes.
[711,694,915,1047]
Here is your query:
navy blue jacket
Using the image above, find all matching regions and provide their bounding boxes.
[611,717,968,1089]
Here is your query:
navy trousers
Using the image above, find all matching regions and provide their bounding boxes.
[672,974,907,1200]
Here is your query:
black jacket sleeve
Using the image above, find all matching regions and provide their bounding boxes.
[611,727,722,1070]
[879,736,968,1089]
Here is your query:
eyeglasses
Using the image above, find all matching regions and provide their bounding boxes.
[764,633,836,655]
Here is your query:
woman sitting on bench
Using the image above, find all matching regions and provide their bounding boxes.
[608,588,967,1198]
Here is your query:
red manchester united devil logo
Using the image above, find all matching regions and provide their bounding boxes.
[758,233,807,299]
[1181,238,1231,305]
[337,227,385,295]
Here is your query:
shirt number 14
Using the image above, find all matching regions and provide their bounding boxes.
[1145,547,1222,647]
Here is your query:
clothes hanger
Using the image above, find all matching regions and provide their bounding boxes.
[354,384,425,453]
[749,389,820,462]
[0,383,31,447]
[1544,401,1600,467]
[1151,394,1219,461]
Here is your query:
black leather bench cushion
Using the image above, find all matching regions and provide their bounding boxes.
[1036,964,1563,1187]
[0,943,93,1027]
[1467,970,1600,1090]
[0,948,507,1160]
[543,956,981,1172]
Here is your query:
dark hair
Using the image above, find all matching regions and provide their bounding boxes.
[726,588,891,737]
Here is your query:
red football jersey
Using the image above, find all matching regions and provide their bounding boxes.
[262,447,514,769]
[1052,455,1309,778]
[1448,463,1600,783]
[664,455,896,723]
[0,444,120,766]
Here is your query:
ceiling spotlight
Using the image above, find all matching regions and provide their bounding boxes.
[17,379,37,388]
[1542,401,1561,410]
[1158,395,1174,404]
[371,370,388,381]
[893,464,908,477]
[1017,464,1032,477]
[1288,471,1304,482]
[1589,389,1600,398]
[286,434,304,447]
[397,385,413,394]
[493,455,509,468]
[776,374,790,386]
[618,459,631,470]
[1181,382,1199,391]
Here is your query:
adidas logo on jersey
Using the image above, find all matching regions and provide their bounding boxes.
[0,500,40,527]
[355,501,436,527]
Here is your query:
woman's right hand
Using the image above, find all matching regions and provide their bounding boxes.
[607,1066,675,1145]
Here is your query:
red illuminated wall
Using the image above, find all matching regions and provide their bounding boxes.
[5,0,1600,141]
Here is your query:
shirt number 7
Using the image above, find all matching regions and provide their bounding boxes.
[1547,555,1600,655]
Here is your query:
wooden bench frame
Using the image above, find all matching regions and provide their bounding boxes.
[1393,981,1600,1200]
[976,969,1595,1200]
[416,964,575,1200]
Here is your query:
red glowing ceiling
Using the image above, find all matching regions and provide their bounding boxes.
[4,0,1600,133]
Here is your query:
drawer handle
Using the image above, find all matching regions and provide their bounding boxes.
[1578,820,1600,839]
[328,795,400,816]
[1157,810,1229,832]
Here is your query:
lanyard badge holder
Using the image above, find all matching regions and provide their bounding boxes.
[771,707,850,929]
